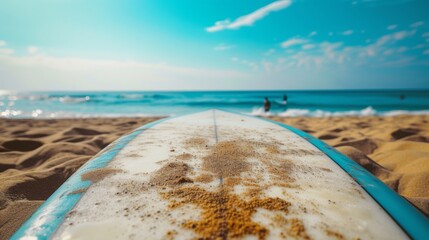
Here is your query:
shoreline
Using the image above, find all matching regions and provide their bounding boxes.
[3,108,429,119]
[0,115,428,238]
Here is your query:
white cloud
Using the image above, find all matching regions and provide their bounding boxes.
[0,53,251,91]
[410,21,424,28]
[215,22,427,86]
[387,25,397,30]
[356,30,415,58]
[391,30,414,40]
[302,44,315,50]
[27,46,39,54]
[206,0,292,32]
[0,48,14,55]
[277,58,286,63]
[214,43,234,51]
[308,31,317,37]
[0,40,6,47]
[240,59,259,70]
[206,20,231,33]
[342,30,354,36]
[384,46,408,55]
[281,38,307,48]
[261,60,273,72]
[396,31,415,39]
[250,27,425,74]
[264,49,275,56]
[375,56,416,68]
[375,30,416,46]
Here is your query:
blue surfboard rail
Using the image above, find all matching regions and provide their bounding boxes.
[256,115,429,240]
[10,118,168,240]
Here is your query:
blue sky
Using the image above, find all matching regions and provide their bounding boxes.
[0,0,428,90]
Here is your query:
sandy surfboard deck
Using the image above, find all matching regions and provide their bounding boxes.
[11,110,429,240]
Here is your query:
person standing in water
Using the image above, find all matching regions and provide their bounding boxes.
[283,94,288,105]
[264,97,271,113]
[283,94,288,111]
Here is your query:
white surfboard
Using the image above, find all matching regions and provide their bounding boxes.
[11,110,429,240]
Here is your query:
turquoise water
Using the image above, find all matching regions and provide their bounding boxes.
[1,90,428,118]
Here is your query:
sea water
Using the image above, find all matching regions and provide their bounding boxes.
[0,90,428,118]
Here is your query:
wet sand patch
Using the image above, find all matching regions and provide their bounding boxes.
[69,187,89,195]
[202,140,253,178]
[184,137,208,148]
[81,168,122,183]
[115,180,149,197]
[176,153,192,161]
[150,162,193,186]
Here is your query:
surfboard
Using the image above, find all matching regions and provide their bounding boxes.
[11,109,429,240]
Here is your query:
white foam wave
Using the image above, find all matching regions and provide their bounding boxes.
[1,106,429,119]
[120,94,145,99]
[250,107,275,117]
[0,109,168,118]
[59,96,90,103]
[251,106,429,117]
[382,110,429,116]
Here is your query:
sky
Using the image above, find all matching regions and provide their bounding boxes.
[0,0,429,91]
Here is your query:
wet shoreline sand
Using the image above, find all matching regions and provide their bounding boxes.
[0,115,428,238]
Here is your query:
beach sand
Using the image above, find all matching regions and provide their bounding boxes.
[270,115,429,216]
[0,115,428,238]
[0,117,161,239]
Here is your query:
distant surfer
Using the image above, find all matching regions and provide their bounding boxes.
[400,95,405,100]
[264,97,271,113]
[283,94,288,105]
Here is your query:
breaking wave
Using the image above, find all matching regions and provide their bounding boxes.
[250,106,429,117]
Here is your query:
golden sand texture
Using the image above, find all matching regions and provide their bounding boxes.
[157,137,310,239]
[164,186,290,240]
[325,229,345,240]
[143,136,296,239]
[0,193,43,239]
[288,218,311,240]
[274,215,311,240]
[193,173,214,183]
[270,115,429,216]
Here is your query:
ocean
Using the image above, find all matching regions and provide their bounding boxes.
[1,90,428,118]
